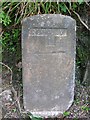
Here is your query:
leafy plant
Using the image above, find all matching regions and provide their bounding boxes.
[73,118,79,120]
[0,11,11,26]
[72,3,78,10]
[27,112,43,120]
[63,111,70,117]
[1,2,86,27]
[12,108,17,113]
[2,29,20,52]
[78,0,84,4]
[74,99,80,104]
[81,106,90,112]
[59,3,67,13]
[76,46,88,67]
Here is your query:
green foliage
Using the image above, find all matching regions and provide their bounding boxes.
[1,2,85,26]
[81,106,90,112]
[27,112,43,120]
[30,115,43,120]
[73,118,79,120]
[76,45,88,67]
[2,29,20,52]
[74,99,80,104]
[78,0,84,4]
[12,108,17,113]
[59,3,67,13]
[0,11,11,26]
[63,111,70,117]
[72,3,78,10]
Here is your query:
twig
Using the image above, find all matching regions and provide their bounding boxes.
[11,86,22,116]
[73,10,90,31]
[0,62,22,118]
[63,3,71,15]
[85,1,90,6]
[4,111,12,118]
[0,62,12,84]
[38,3,41,14]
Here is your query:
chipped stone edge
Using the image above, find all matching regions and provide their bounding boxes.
[30,111,63,118]
[22,14,74,23]
[21,14,76,29]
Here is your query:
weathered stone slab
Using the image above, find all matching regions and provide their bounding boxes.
[22,14,76,117]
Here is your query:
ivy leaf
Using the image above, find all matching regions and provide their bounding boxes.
[31,116,43,120]
[78,0,84,4]
[72,3,78,10]
[27,112,43,120]
[63,111,70,117]
[59,4,67,13]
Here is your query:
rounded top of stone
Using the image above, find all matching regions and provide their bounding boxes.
[22,14,76,29]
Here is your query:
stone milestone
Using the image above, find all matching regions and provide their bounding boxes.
[22,14,76,117]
